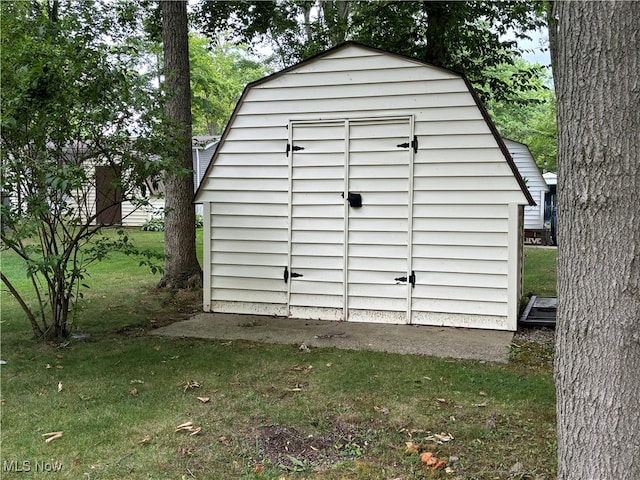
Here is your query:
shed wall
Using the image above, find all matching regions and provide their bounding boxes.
[503,139,548,230]
[198,45,528,330]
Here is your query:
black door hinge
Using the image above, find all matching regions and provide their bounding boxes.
[284,266,303,283]
[394,271,416,288]
[396,136,418,153]
[286,143,305,157]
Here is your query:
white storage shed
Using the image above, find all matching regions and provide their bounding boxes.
[503,138,549,231]
[194,42,534,331]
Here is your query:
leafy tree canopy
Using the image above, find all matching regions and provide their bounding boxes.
[485,59,557,172]
[189,35,271,136]
[195,0,548,103]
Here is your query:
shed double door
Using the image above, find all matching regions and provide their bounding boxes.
[287,117,414,323]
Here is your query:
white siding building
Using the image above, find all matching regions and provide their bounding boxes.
[194,42,534,331]
[503,138,549,231]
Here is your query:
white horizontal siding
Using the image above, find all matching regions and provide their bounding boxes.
[199,44,527,330]
[504,138,548,230]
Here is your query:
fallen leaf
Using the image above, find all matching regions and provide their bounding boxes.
[56,365,64,369]
[153,345,161,351]
[129,387,138,396]
[175,421,193,431]
[57,382,63,393]
[139,435,151,444]
[374,406,389,415]
[43,431,63,443]
[254,463,265,474]
[130,379,144,384]
[56,354,64,359]
[197,396,210,403]
[425,433,454,444]
[180,380,201,392]
[445,466,455,473]
[436,398,447,403]
[175,421,202,435]
[432,459,447,470]
[405,441,421,454]
[420,452,436,465]
[46,364,52,369]
[479,391,487,396]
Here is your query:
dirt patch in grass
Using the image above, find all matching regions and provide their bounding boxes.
[250,418,365,471]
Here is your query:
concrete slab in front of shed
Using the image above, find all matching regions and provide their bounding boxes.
[151,313,514,363]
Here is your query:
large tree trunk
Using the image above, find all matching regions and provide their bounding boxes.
[159,0,202,289]
[554,2,640,479]
[422,1,448,66]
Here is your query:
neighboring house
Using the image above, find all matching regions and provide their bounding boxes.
[194,42,534,331]
[502,138,549,245]
[192,136,220,216]
[5,137,219,228]
[77,137,219,226]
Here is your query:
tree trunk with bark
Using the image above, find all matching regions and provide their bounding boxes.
[159,0,202,289]
[422,1,448,66]
[555,2,640,479]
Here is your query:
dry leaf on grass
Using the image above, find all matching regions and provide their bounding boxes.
[180,380,201,392]
[43,431,63,443]
[420,452,447,470]
[374,406,390,415]
[420,452,436,465]
[139,435,152,444]
[425,432,454,444]
[175,421,202,436]
[57,382,63,393]
[129,388,138,396]
[405,441,421,454]
[197,396,210,403]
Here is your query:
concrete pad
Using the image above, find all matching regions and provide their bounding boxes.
[151,313,514,363]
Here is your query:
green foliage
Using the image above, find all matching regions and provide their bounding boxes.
[0,0,170,339]
[195,0,547,103]
[141,217,166,232]
[141,214,203,232]
[189,35,270,135]
[485,60,557,172]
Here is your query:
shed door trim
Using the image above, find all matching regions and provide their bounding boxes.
[287,116,414,323]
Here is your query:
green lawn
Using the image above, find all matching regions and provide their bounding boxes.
[523,247,557,297]
[1,233,557,479]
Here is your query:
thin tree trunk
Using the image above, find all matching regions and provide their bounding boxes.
[159,0,202,289]
[554,1,640,479]
[545,1,558,79]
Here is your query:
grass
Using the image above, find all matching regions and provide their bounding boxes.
[523,247,557,297]
[1,234,557,479]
